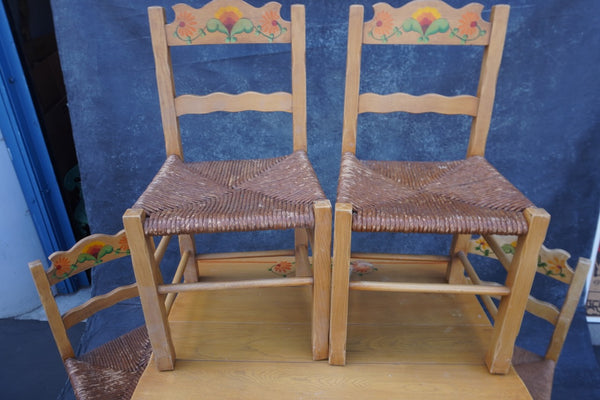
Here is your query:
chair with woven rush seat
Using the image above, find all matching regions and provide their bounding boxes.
[123,0,331,371]
[29,231,152,400]
[468,235,592,399]
[329,0,550,374]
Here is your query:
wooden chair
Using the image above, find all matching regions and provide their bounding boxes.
[468,235,592,400]
[29,231,151,400]
[329,1,550,374]
[123,0,332,371]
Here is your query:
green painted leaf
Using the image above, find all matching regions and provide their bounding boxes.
[402,18,423,35]
[77,253,96,263]
[97,245,114,260]
[501,244,516,254]
[230,18,254,37]
[425,18,450,37]
[206,18,228,35]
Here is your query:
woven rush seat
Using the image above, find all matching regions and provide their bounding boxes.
[65,326,152,400]
[337,152,534,235]
[134,151,327,235]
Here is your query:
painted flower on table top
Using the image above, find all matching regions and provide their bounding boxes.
[215,6,243,34]
[176,11,198,38]
[350,260,377,276]
[373,11,395,37]
[457,12,480,36]
[269,260,295,277]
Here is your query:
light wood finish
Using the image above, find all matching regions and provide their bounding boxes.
[123,208,176,371]
[331,0,550,376]
[468,235,592,362]
[129,1,330,371]
[447,234,472,284]
[359,93,479,116]
[329,203,353,365]
[363,1,491,46]
[29,230,142,362]
[484,208,550,374]
[132,258,531,399]
[467,5,510,157]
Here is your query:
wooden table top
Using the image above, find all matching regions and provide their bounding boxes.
[132,256,531,399]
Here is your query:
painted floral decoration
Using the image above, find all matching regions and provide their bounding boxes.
[474,237,491,256]
[174,6,287,44]
[269,260,295,277]
[538,255,567,278]
[51,239,130,281]
[402,7,450,42]
[369,11,401,43]
[368,7,488,44]
[350,260,378,276]
[450,11,487,43]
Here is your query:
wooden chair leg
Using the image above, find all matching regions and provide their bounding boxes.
[179,234,198,283]
[485,207,550,374]
[123,208,176,371]
[311,200,332,360]
[447,234,471,284]
[295,228,311,277]
[329,203,353,366]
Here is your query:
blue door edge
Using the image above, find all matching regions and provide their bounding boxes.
[0,4,88,293]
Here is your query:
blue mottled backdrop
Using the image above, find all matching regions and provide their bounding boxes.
[51,1,600,398]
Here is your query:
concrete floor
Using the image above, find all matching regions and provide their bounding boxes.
[1,289,90,400]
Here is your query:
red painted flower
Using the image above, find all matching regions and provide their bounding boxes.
[412,7,441,33]
[215,6,243,33]
[260,10,281,35]
[82,242,105,259]
[176,11,198,38]
[271,261,293,275]
[458,12,480,36]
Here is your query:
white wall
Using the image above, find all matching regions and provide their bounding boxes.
[0,129,45,317]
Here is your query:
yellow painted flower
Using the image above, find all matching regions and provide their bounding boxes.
[83,241,106,259]
[475,237,489,251]
[215,6,243,33]
[545,255,566,275]
[412,7,441,33]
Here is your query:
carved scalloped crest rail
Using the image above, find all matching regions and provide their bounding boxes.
[363,1,492,45]
[46,230,130,285]
[469,234,575,284]
[165,0,291,45]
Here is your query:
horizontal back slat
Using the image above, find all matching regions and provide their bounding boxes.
[358,93,479,116]
[175,92,292,115]
[363,1,491,45]
[165,0,291,45]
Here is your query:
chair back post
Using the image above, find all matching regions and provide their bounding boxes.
[545,257,591,361]
[466,4,510,157]
[341,5,364,155]
[148,6,183,159]
[291,4,307,152]
[29,260,75,361]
